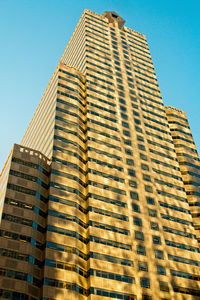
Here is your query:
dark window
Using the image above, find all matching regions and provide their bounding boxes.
[140,277,150,288]
[157,265,166,275]
[153,236,161,245]
[148,209,157,217]
[150,222,159,231]
[121,113,128,120]
[134,217,142,226]
[135,126,143,133]
[130,191,139,200]
[141,164,149,171]
[143,174,151,181]
[126,158,134,166]
[125,149,133,156]
[137,135,144,142]
[132,203,140,212]
[119,98,126,104]
[145,185,153,193]
[123,129,130,136]
[128,169,136,177]
[135,231,144,241]
[138,144,146,151]
[155,250,164,259]
[146,197,155,205]
[122,121,129,128]
[140,153,148,161]
[138,261,148,271]
[129,180,137,188]
[137,245,146,255]
[159,281,169,292]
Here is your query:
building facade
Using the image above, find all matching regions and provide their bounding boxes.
[0,9,200,300]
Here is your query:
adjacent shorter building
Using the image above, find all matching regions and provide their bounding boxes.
[1,9,200,300]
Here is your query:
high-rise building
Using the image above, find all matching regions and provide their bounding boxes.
[0,9,200,300]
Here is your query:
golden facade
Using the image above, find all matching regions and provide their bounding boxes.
[0,9,200,300]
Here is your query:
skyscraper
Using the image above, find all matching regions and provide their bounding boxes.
[0,9,200,300]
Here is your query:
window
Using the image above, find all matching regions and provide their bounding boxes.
[128,169,136,177]
[119,98,126,104]
[123,130,130,136]
[159,281,169,292]
[155,250,164,259]
[118,84,124,90]
[124,139,132,146]
[122,121,129,128]
[125,149,133,156]
[129,180,137,188]
[135,231,144,241]
[141,164,149,171]
[138,144,146,151]
[146,197,155,205]
[134,217,142,226]
[132,203,140,212]
[134,117,141,124]
[142,295,152,300]
[150,222,159,231]
[137,245,146,255]
[148,209,157,217]
[140,153,148,161]
[137,135,144,142]
[121,113,128,120]
[145,185,153,193]
[140,277,150,288]
[120,105,126,111]
[153,236,161,245]
[130,191,139,200]
[143,174,151,181]
[135,126,143,133]
[138,261,148,272]
[126,158,134,166]
[157,265,166,275]
[115,71,122,77]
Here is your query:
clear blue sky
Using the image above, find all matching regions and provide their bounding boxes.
[0,0,199,171]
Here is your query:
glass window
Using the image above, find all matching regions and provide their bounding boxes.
[150,222,159,231]
[141,164,149,171]
[126,158,134,166]
[135,231,144,241]
[137,135,144,142]
[146,197,155,205]
[159,281,169,292]
[121,112,128,120]
[140,277,150,288]
[130,191,139,200]
[155,250,164,259]
[143,174,151,181]
[134,117,141,124]
[129,180,137,188]
[148,209,157,217]
[139,144,146,151]
[157,265,166,275]
[135,126,143,133]
[132,203,140,212]
[122,121,129,128]
[138,261,148,272]
[123,129,130,136]
[134,216,142,226]
[119,98,126,104]
[153,236,161,245]
[145,185,153,193]
[128,169,136,177]
[140,153,148,161]
[125,149,133,156]
[137,245,146,255]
